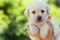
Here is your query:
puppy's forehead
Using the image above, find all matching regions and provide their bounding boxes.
[28,2,46,10]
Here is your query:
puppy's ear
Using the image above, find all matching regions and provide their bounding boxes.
[24,8,29,17]
[46,4,50,15]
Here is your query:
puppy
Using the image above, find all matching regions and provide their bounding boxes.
[24,1,60,40]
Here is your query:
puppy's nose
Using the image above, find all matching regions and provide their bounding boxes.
[37,16,42,21]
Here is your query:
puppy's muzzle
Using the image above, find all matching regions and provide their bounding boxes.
[37,16,42,21]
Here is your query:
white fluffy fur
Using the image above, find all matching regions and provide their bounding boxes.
[28,22,38,34]
[28,22,49,38]
[28,18,60,40]
[40,23,49,38]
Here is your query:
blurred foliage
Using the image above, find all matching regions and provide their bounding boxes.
[54,0,60,7]
[50,4,60,25]
[0,0,60,40]
[48,0,60,7]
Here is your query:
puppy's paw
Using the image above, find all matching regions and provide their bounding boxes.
[40,23,49,38]
[29,24,38,34]
[40,30,48,38]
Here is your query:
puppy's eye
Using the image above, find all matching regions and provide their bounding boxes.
[32,11,35,14]
[41,10,44,13]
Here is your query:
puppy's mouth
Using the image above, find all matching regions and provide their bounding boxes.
[32,20,44,26]
[32,19,43,24]
[37,20,43,23]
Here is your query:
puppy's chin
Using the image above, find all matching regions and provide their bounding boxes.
[31,21,45,26]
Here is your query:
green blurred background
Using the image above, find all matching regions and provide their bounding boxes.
[0,0,60,40]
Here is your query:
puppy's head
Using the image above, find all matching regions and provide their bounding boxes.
[24,1,50,25]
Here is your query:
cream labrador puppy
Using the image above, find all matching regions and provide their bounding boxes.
[24,1,60,40]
